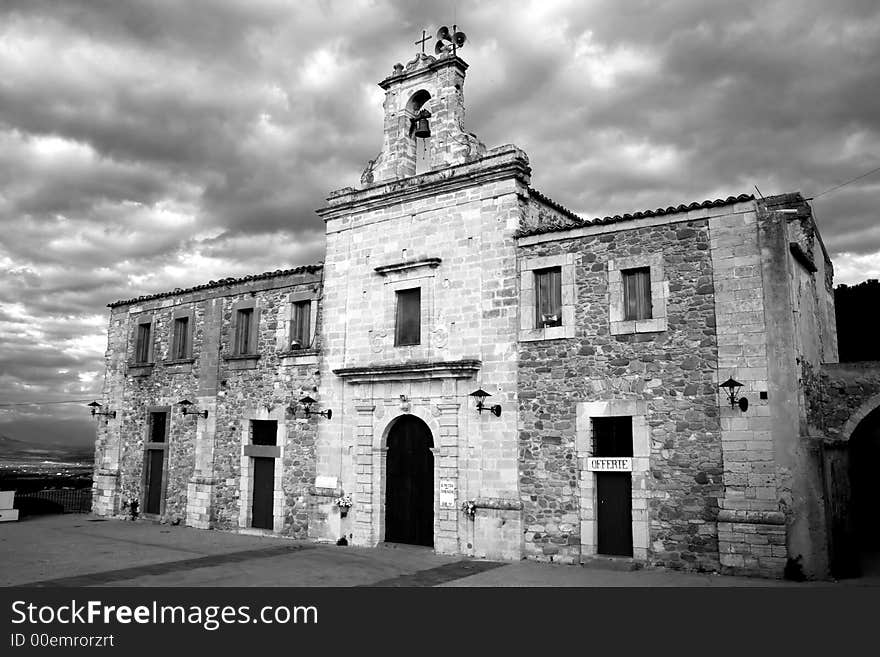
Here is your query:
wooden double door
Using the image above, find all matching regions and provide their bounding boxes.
[385,415,434,547]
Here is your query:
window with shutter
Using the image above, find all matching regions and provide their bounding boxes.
[395,288,421,346]
[172,317,190,360]
[135,322,152,363]
[234,308,254,355]
[535,267,562,328]
[290,300,311,349]
[623,268,652,320]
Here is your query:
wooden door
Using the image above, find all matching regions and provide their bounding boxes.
[593,417,633,557]
[252,457,275,530]
[597,473,633,556]
[825,444,859,578]
[385,415,434,546]
[143,410,168,516]
[145,449,165,515]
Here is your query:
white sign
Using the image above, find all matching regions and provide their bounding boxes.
[439,479,456,508]
[587,457,632,472]
[314,475,338,489]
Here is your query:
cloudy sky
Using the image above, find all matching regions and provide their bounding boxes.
[1,0,879,446]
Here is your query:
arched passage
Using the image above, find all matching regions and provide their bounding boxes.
[384,414,434,547]
[850,406,880,572]
[826,403,880,579]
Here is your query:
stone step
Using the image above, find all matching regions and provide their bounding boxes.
[580,556,641,572]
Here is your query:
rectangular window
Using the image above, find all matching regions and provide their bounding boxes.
[290,300,311,350]
[395,288,421,346]
[172,316,190,360]
[135,322,152,363]
[234,308,254,355]
[623,267,652,320]
[149,411,167,443]
[251,420,278,446]
[535,267,562,328]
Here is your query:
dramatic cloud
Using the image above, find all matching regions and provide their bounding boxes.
[1,0,878,444]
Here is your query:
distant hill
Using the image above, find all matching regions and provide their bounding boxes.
[0,434,94,464]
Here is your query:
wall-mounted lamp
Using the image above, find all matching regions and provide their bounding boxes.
[299,395,332,420]
[719,378,748,412]
[87,401,116,419]
[470,388,501,417]
[178,398,208,419]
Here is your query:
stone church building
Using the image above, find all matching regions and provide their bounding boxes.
[92,48,875,580]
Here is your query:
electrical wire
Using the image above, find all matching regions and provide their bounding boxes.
[810,164,880,200]
[0,398,98,407]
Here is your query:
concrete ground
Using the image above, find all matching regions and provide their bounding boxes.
[0,514,874,587]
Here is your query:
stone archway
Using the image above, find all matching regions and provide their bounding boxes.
[824,400,880,578]
[384,414,434,546]
[850,407,880,574]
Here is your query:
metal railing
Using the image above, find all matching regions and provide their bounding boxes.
[14,488,93,514]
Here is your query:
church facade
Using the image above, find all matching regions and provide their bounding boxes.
[93,50,855,579]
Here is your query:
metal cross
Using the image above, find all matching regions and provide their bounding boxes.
[415,29,432,54]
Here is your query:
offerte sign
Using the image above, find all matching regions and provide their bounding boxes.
[587,457,632,472]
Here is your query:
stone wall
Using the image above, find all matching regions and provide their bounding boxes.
[94,268,323,538]
[517,215,724,571]
[317,146,529,557]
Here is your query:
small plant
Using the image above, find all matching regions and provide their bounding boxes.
[334,494,352,518]
[122,497,139,520]
[461,500,476,520]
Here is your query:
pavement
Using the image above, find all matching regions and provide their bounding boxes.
[1,514,875,587]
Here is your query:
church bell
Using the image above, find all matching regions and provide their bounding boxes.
[413,110,431,138]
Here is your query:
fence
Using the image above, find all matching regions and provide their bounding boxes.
[14,488,93,514]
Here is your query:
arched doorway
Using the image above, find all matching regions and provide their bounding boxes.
[385,414,434,547]
[826,405,880,579]
[850,407,880,576]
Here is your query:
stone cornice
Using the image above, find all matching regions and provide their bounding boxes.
[374,258,441,276]
[333,359,481,383]
[378,55,468,90]
[317,146,530,223]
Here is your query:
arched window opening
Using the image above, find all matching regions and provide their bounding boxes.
[406,90,432,174]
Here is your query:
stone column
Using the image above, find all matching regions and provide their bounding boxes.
[436,403,460,555]
[354,404,376,546]
[186,298,222,529]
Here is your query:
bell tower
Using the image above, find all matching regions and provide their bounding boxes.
[360,47,486,186]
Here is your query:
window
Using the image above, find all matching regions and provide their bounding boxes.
[171,316,190,360]
[251,420,277,446]
[234,307,255,355]
[290,300,311,350]
[623,267,652,320]
[149,411,167,443]
[609,255,666,335]
[535,267,562,328]
[395,287,421,346]
[519,254,575,342]
[135,321,152,363]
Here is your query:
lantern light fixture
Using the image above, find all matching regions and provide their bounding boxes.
[470,388,501,417]
[719,377,749,412]
[178,398,208,419]
[87,401,116,420]
[299,395,332,420]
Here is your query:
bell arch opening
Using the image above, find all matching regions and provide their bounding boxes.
[406,90,432,174]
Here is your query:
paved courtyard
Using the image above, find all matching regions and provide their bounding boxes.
[0,514,874,587]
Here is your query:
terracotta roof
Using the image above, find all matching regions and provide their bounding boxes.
[108,263,324,308]
[519,191,755,238]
